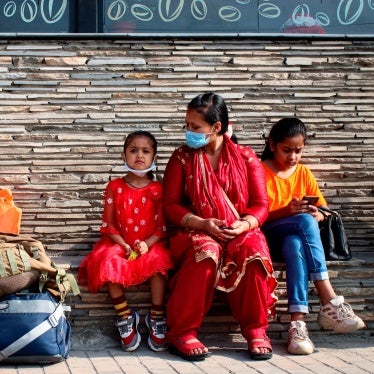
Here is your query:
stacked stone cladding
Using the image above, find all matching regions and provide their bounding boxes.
[0,37,373,341]
[0,37,372,256]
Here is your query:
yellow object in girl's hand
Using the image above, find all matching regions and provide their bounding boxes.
[127,250,138,261]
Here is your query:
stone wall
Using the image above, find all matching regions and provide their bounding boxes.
[0,37,373,257]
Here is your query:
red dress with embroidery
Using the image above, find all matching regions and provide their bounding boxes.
[78,178,172,293]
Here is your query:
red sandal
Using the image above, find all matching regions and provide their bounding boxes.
[248,335,273,360]
[168,334,210,361]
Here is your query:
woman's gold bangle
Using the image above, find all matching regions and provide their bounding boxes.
[185,213,194,228]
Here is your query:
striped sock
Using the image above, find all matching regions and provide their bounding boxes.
[150,304,165,320]
[111,294,131,319]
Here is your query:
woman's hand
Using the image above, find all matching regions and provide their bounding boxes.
[201,218,226,238]
[219,220,250,242]
[201,218,249,243]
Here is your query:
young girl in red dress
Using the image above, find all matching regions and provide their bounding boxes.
[79,131,172,352]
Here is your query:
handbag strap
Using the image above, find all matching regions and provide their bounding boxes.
[0,302,64,361]
[317,206,340,216]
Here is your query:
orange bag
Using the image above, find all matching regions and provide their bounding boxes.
[0,189,22,235]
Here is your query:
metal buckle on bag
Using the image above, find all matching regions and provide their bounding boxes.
[48,313,59,328]
[48,304,63,328]
[0,301,9,311]
[48,303,64,328]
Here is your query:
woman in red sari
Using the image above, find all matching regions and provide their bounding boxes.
[163,93,277,361]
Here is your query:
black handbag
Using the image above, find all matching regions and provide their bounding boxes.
[318,206,352,261]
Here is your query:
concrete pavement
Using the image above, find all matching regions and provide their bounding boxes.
[0,336,372,373]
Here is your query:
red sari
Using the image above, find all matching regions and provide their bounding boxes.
[163,136,277,342]
[79,178,172,293]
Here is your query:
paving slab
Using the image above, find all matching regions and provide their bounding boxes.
[0,336,372,374]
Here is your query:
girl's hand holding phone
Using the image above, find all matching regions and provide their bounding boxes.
[289,197,317,215]
[296,196,324,221]
[302,196,319,205]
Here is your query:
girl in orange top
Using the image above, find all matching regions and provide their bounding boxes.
[261,118,364,356]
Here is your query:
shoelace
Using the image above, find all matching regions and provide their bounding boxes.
[336,302,356,320]
[290,324,309,340]
[150,318,167,336]
[117,317,133,335]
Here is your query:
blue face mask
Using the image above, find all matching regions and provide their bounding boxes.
[185,130,212,149]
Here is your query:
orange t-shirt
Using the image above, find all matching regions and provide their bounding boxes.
[262,163,327,212]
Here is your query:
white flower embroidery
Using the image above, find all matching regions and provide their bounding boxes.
[134,226,139,232]
[140,220,146,226]
[128,198,133,205]
[142,197,146,204]
[118,187,122,194]
[127,218,134,225]
[102,222,108,227]
[134,207,139,214]
[107,198,113,204]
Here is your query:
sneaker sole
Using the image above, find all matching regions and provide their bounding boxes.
[121,313,141,352]
[317,315,365,333]
[148,335,168,352]
[287,342,314,355]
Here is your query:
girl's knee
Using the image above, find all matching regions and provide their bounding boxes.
[298,213,319,230]
[282,234,303,258]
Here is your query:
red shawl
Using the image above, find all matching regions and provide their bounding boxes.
[166,137,276,298]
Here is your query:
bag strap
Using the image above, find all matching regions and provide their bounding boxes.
[0,302,64,362]
[38,270,49,293]
[6,249,20,275]
[317,206,340,216]
[0,256,6,277]
[54,267,80,302]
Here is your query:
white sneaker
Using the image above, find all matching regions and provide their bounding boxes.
[317,296,365,333]
[287,320,315,355]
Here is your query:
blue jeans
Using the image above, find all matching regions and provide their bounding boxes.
[262,213,329,314]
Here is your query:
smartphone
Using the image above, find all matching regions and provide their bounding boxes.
[302,195,319,205]
[220,226,234,230]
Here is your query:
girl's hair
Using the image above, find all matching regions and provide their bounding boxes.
[187,92,229,135]
[261,117,307,161]
[123,130,157,179]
